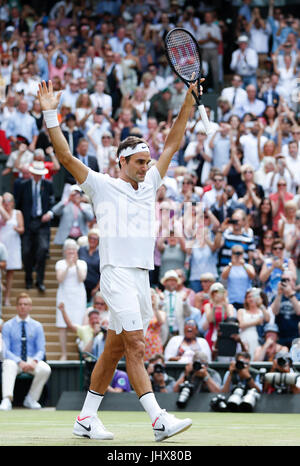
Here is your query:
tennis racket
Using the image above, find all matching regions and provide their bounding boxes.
[164,27,212,135]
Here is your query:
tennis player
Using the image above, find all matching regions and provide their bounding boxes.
[38,79,203,442]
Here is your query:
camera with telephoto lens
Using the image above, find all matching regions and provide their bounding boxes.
[227,384,260,412]
[176,379,194,408]
[210,394,228,412]
[153,363,166,374]
[264,372,299,393]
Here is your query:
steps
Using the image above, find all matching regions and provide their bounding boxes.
[2,227,80,360]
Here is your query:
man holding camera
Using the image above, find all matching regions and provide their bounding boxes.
[264,352,300,394]
[253,323,289,361]
[147,354,176,393]
[271,271,300,348]
[222,352,262,393]
[173,352,222,395]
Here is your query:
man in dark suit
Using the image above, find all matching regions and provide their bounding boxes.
[16,161,55,292]
[259,74,280,108]
[64,137,99,185]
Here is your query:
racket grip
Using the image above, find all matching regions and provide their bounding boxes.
[198,104,213,135]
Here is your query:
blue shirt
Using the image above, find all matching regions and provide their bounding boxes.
[5,112,39,141]
[2,316,46,363]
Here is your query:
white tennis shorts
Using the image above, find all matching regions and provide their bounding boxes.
[100,265,153,335]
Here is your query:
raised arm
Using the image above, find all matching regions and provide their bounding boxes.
[37,81,89,185]
[156,80,203,179]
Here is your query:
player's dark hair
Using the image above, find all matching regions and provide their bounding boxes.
[117,136,148,168]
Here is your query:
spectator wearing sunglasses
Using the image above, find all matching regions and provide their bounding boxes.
[259,238,297,304]
[271,271,300,348]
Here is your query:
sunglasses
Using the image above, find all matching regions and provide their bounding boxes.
[273,246,283,250]
[278,183,287,186]
[233,251,243,255]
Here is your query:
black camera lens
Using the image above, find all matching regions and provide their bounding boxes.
[153,363,165,374]
[277,357,288,367]
[236,360,245,370]
[193,361,202,371]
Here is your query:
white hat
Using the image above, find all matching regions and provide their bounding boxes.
[238,35,249,43]
[29,161,48,176]
[160,270,180,285]
[209,282,225,296]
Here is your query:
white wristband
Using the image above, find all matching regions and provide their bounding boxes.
[43,110,59,128]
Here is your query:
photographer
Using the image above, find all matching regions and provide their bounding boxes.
[222,352,262,393]
[253,323,289,362]
[271,271,300,348]
[173,352,222,394]
[147,354,175,393]
[264,352,300,394]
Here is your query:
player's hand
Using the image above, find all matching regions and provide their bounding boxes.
[37,80,63,111]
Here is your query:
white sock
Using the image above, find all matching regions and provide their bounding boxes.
[79,390,104,417]
[139,392,162,424]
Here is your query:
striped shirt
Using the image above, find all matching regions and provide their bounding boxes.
[218,229,255,272]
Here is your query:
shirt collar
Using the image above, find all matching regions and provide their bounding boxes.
[16,315,31,323]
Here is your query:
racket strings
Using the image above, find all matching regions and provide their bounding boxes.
[165,31,201,81]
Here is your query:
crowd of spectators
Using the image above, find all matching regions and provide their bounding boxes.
[0,0,300,404]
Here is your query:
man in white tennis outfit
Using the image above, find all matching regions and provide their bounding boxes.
[37,79,202,442]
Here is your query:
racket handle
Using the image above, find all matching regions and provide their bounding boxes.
[198,104,213,135]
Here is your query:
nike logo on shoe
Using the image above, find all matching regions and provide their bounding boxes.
[153,424,165,432]
[76,416,92,432]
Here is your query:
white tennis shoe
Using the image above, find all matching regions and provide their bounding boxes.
[152,409,192,442]
[73,414,114,440]
[0,397,12,411]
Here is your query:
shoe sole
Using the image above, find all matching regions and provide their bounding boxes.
[155,419,192,442]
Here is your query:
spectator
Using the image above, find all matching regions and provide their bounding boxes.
[202,282,235,356]
[263,352,300,394]
[253,323,289,361]
[107,369,131,393]
[237,288,270,359]
[88,131,117,175]
[246,7,272,67]
[58,302,103,355]
[173,350,222,395]
[235,84,266,120]
[75,93,94,129]
[159,270,193,346]
[220,74,247,111]
[269,177,294,233]
[0,192,24,307]
[62,113,84,157]
[236,163,264,210]
[186,223,221,293]
[230,35,258,88]
[218,208,255,273]
[82,291,109,325]
[202,172,226,209]
[209,123,231,169]
[271,270,300,348]
[197,11,222,92]
[260,239,297,304]
[239,119,268,171]
[90,79,113,117]
[183,128,212,184]
[16,161,54,292]
[144,289,166,363]
[194,273,216,315]
[147,354,176,393]
[157,231,186,283]
[78,228,100,304]
[222,244,256,311]
[222,351,262,393]
[55,239,87,360]
[0,292,51,411]
[278,200,297,244]
[51,184,95,245]
[164,318,212,364]
[5,99,39,153]
[1,135,33,178]
[250,198,274,242]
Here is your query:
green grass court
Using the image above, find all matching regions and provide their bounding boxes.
[1,409,300,446]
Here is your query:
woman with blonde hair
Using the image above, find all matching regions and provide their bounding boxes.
[237,288,270,359]
[55,238,87,360]
[236,164,264,211]
[278,199,297,244]
[0,192,24,306]
[202,282,235,355]
[75,93,94,128]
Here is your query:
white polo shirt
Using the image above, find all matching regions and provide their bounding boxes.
[80,165,162,271]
